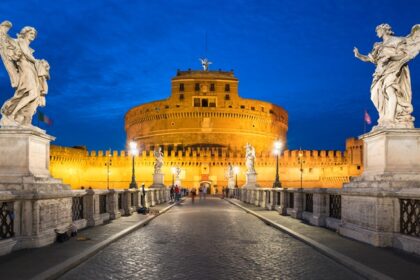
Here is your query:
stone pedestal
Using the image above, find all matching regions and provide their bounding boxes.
[228,178,235,189]
[339,129,420,251]
[149,173,166,188]
[0,128,74,255]
[242,172,260,188]
[0,127,54,178]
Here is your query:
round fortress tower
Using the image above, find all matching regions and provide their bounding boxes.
[125,67,288,153]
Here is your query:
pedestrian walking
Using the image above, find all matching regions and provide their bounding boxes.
[199,186,203,200]
[191,187,197,204]
[221,187,225,199]
[174,185,180,202]
[170,186,175,202]
[203,185,207,200]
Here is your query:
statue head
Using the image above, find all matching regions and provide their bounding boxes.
[18,26,37,41]
[0,20,12,29]
[375,23,394,38]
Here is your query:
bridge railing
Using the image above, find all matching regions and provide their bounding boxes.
[233,187,343,231]
[0,187,170,256]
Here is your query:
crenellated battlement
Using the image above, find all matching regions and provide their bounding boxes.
[52,144,356,167]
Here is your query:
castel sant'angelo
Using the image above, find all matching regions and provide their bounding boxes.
[50,62,363,192]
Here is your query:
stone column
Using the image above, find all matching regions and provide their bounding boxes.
[278,189,288,215]
[290,190,303,219]
[308,189,327,226]
[85,189,103,226]
[108,189,121,220]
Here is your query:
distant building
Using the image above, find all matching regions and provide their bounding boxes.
[50,66,363,192]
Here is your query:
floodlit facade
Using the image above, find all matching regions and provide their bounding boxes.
[50,68,363,192]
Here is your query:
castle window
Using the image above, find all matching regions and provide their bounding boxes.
[201,98,209,107]
[228,105,232,108]
[210,83,215,91]
[209,98,216,107]
[194,98,200,107]
[251,106,255,111]
[269,109,274,114]
[225,84,230,92]
[179,83,184,92]
[165,105,169,109]
[240,105,245,109]
[195,83,200,91]
[224,94,230,100]
[179,94,184,100]
[261,107,265,112]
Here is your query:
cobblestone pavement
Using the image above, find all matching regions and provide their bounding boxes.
[60,197,363,280]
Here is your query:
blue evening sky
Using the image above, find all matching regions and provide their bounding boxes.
[0,0,419,151]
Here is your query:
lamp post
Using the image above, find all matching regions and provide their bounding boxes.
[273,140,282,188]
[298,148,304,189]
[298,148,305,213]
[129,141,138,189]
[233,166,240,188]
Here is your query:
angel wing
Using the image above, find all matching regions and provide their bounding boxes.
[0,22,20,88]
[405,24,420,60]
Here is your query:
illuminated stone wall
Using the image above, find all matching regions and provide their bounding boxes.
[50,137,363,192]
[125,70,288,154]
[50,69,363,191]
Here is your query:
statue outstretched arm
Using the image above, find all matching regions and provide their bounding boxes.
[353,47,374,63]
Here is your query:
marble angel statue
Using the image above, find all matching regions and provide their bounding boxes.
[175,166,181,180]
[226,164,234,180]
[0,20,50,128]
[153,147,164,174]
[245,143,256,174]
[354,23,420,130]
[199,58,212,71]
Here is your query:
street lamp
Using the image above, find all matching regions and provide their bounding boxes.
[298,148,305,189]
[273,140,282,188]
[233,166,240,188]
[129,141,138,189]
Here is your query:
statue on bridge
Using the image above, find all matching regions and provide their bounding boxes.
[354,23,420,130]
[153,147,164,174]
[245,143,256,174]
[0,20,50,128]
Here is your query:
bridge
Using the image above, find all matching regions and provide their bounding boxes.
[1,194,419,279]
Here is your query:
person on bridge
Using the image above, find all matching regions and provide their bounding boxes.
[174,185,180,202]
[202,185,207,200]
[198,186,203,200]
[170,186,175,202]
[191,187,197,204]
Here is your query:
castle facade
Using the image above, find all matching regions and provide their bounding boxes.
[50,67,363,192]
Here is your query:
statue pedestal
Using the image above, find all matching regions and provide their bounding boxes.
[0,127,73,255]
[339,129,420,254]
[149,173,166,188]
[358,128,420,180]
[242,172,259,188]
[0,127,54,178]
[227,178,235,189]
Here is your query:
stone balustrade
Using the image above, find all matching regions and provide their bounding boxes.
[0,187,169,256]
[234,187,420,255]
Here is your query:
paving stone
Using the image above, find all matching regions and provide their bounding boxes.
[61,198,362,280]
